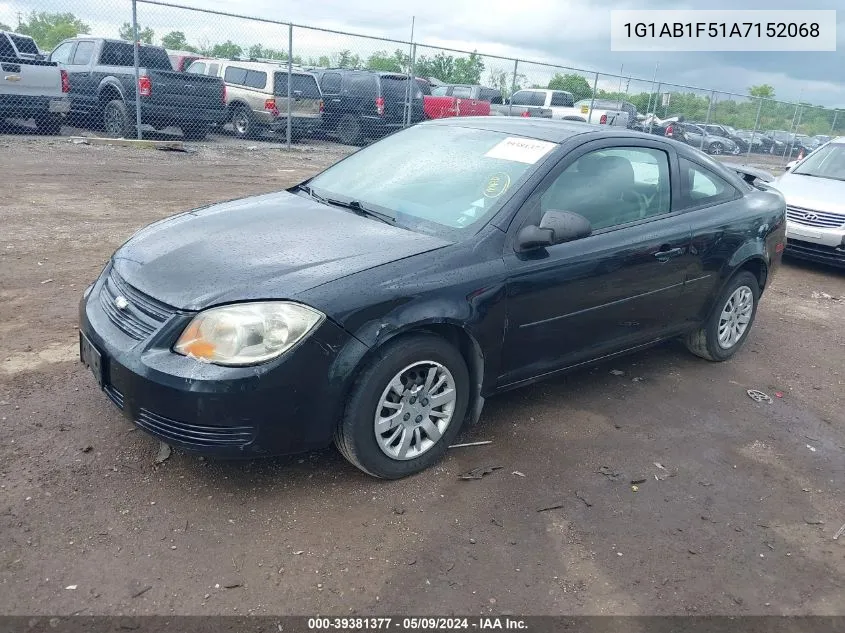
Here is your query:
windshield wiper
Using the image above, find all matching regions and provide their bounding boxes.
[298,185,396,226]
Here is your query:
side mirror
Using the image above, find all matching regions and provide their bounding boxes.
[517,210,592,251]
[785,160,798,171]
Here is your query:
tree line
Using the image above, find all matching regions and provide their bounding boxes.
[5,11,842,136]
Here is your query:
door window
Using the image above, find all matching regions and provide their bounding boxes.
[186,61,206,75]
[49,42,75,64]
[71,41,95,65]
[451,86,472,98]
[510,90,544,107]
[550,91,574,107]
[528,146,671,232]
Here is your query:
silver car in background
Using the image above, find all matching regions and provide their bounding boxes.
[769,137,845,268]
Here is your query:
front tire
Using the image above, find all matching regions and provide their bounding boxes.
[709,142,724,155]
[685,271,760,361]
[335,334,469,479]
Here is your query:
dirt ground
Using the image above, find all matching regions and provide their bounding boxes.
[1,133,844,617]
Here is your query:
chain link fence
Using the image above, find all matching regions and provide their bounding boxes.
[1,0,842,163]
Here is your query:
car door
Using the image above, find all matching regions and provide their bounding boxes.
[64,40,97,114]
[499,138,693,386]
[317,71,342,128]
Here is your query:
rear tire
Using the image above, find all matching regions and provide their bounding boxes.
[685,271,760,362]
[181,122,209,141]
[231,105,257,139]
[335,334,469,479]
[336,114,364,146]
[709,142,724,155]
[103,99,137,139]
[35,113,62,135]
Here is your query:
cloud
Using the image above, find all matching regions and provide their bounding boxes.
[6,0,843,107]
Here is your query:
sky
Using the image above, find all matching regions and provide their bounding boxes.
[2,0,842,108]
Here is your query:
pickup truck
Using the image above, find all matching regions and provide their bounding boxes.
[48,38,226,140]
[506,88,628,126]
[1,30,70,134]
[425,84,496,118]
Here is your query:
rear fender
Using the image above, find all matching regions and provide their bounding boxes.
[97,77,126,104]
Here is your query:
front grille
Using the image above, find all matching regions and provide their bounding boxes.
[787,206,845,229]
[104,384,125,410]
[99,267,175,340]
[136,408,255,448]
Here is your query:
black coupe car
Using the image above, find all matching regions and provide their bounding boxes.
[79,117,786,478]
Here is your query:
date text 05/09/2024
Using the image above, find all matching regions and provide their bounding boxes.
[306,617,529,630]
[623,22,820,38]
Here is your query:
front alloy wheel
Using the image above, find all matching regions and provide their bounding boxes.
[374,361,457,460]
[335,334,469,479]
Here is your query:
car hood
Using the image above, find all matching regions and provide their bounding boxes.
[769,172,845,215]
[112,191,451,311]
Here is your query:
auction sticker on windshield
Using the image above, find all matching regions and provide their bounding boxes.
[485,137,557,164]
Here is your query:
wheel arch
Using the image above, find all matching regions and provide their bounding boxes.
[97,79,125,106]
[340,320,488,430]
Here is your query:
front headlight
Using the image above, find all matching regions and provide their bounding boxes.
[174,301,324,366]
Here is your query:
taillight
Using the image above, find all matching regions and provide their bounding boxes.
[60,69,70,93]
[775,242,784,253]
[521,111,531,117]
[665,124,674,137]
[319,99,324,113]
[599,113,607,124]
[264,98,279,117]
[375,96,385,116]
[138,76,151,97]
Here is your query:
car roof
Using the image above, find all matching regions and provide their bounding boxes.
[191,58,313,74]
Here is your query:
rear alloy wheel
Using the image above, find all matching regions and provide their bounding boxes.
[709,142,724,155]
[336,114,364,146]
[335,334,469,479]
[231,105,256,139]
[103,99,137,139]
[684,271,760,361]
[35,113,62,135]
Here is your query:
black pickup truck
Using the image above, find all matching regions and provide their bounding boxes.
[48,38,226,139]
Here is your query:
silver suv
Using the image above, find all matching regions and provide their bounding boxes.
[186,58,322,140]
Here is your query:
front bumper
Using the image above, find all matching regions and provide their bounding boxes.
[785,221,845,267]
[79,265,368,457]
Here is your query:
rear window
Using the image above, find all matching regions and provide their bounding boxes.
[10,34,39,56]
[0,34,15,58]
[381,75,422,101]
[274,72,321,98]
[550,91,574,107]
[244,70,267,89]
[319,72,341,94]
[100,42,173,69]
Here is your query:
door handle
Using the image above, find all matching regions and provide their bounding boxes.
[653,247,683,261]
[331,98,341,102]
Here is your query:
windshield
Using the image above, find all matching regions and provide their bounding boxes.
[305,124,557,238]
[793,143,845,181]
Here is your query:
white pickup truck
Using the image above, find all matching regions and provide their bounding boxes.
[1,30,70,134]
[507,88,629,127]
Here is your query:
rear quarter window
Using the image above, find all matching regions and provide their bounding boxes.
[224,66,248,85]
[274,72,321,98]
[343,73,378,98]
[10,34,39,56]
[679,157,740,207]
